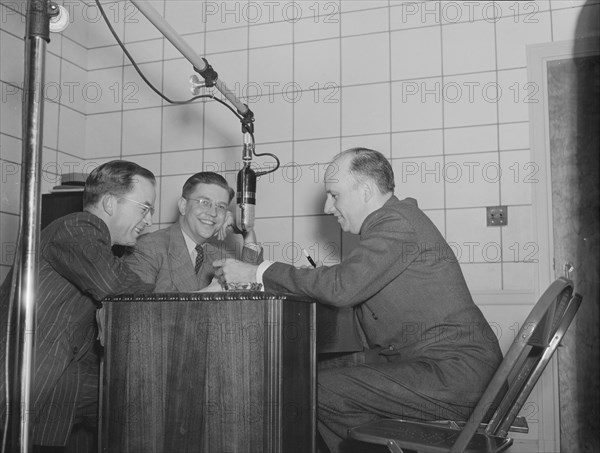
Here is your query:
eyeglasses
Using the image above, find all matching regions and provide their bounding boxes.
[118,196,155,217]
[185,197,229,216]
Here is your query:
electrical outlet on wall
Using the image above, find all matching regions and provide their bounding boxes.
[487,206,508,226]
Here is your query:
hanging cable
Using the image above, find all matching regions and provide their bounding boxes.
[94,0,279,175]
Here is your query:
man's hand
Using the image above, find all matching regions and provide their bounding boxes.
[217,211,257,244]
[197,277,225,292]
[217,211,236,241]
[212,259,258,283]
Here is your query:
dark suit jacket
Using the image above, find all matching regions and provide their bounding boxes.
[0,212,154,446]
[124,223,263,292]
[264,196,503,404]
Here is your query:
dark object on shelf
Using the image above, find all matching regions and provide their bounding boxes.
[41,192,84,229]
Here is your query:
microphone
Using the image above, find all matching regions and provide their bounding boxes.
[236,140,256,233]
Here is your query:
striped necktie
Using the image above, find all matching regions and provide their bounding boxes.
[195,244,204,274]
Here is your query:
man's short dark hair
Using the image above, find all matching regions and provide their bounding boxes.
[83,160,156,208]
[342,148,395,194]
[181,172,235,202]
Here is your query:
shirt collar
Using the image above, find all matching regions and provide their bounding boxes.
[180,227,200,258]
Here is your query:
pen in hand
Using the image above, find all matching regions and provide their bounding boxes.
[302,249,317,268]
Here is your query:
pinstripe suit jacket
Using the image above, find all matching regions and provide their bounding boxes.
[0,212,154,446]
[124,223,263,292]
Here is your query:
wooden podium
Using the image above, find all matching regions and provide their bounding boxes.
[99,292,316,453]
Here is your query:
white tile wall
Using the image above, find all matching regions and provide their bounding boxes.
[497,68,531,123]
[341,83,390,136]
[389,2,442,30]
[443,71,499,128]
[84,3,125,48]
[0,133,21,164]
[341,7,389,37]
[341,133,391,158]
[444,125,498,155]
[249,20,293,48]
[292,162,328,217]
[119,38,163,66]
[161,103,204,152]
[496,10,552,69]
[57,107,86,156]
[294,138,340,165]
[86,112,122,158]
[461,262,503,290]
[1,0,598,297]
[61,36,88,70]
[121,107,162,155]
[294,39,340,88]
[1,81,22,138]
[499,149,535,205]
[391,130,443,158]
[444,152,501,208]
[164,1,206,35]
[294,14,340,43]
[294,215,343,266]
[43,100,60,151]
[294,88,341,140]
[254,168,294,220]
[442,20,496,75]
[0,30,24,83]
[340,1,388,15]
[392,77,444,131]
[205,27,247,54]
[447,207,503,263]
[122,1,165,43]
[123,61,167,110]
[341,33,390,85]
[0,159,21,213]
[254,217,293,263]
[202,0,249,32]
[0,214,19,267]
[391,27,442,80]
[392,157,445,210]
[87,45,123,71]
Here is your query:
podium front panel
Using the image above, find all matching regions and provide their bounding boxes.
[100,292,316,453]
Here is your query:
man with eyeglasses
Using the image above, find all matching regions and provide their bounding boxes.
[0,160,158,452]
[124,171,262,291]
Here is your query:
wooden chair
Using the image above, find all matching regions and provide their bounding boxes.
[347,277,582,453]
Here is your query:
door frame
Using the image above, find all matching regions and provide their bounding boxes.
[527,37,600,452]
[528,37,599,293]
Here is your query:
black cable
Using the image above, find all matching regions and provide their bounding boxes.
[94,0,243,119]
[248,132,280,177]
[95,0,279,175]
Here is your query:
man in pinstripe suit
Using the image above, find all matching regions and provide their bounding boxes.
[1,160,157,452]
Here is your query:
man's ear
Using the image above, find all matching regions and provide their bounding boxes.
[101,194,115,216]
[177,197,187,216]
[361,180,375,203]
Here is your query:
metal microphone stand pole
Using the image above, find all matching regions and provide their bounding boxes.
[2,1,54,452]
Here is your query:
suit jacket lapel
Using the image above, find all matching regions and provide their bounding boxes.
[167,225,198,291]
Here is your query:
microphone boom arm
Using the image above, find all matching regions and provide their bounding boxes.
[129,0,254,123]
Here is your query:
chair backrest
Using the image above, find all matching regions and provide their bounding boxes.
[449,277,582,453]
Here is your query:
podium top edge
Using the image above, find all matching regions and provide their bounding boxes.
[102,291,316,303]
